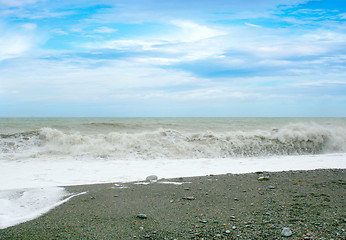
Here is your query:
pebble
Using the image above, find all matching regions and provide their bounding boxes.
[230,216,236,221]
[281,227,293,237]
[225,230,231,234]
[137,214,147,219]
[146,175,158,182]
[183,196,196,200]
[258,176,270,181]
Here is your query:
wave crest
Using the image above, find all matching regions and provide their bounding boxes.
[40,123,346,158]
[2,122,345,159]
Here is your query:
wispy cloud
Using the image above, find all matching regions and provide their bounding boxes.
[0,0,43,7]
[245,22,262,28]
[0,23,39,60]
[94,26,117,33]
[0,0,345,116]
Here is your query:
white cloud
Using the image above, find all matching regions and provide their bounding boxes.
[133,57,180,65]
[52,29,68,35]
[0,34,32,61]
[89,0,311,24]
[88,20,226,48]
[94,27,117,33]
[0,58,203,101]
[302,30,346,42]
[295,80,346,87]
[0,22,41,61]
[246,44,326,58]
[90,39,164,51]
[226,28,346,59]
[1,51,346,109]
[171,20,226,42]
[83,20,228,65]
[245,22,261,28]
[163,87,254,101]
[21,23,37,31]
[0,0,43,6]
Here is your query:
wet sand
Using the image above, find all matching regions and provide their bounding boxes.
[1,169,345,239]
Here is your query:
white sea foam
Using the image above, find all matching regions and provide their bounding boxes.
[158,181,191,185]
[1,153,345,190]
[2,122,346,160]
[0,188,86,229]
[0,154,345,229]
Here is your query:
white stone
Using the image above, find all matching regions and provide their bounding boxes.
[281,227,293,237]
[145,175,158,182]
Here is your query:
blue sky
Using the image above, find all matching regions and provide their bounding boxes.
[0,0,345,117]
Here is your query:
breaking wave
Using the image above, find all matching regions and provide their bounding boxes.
[1,123,346,160]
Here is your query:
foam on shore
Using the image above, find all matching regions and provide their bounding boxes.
[0,187,87,229]
[0,153,345,229]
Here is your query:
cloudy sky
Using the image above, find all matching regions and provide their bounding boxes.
[0,0,345,117]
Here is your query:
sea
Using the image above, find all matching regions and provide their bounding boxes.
[1,117,346,229]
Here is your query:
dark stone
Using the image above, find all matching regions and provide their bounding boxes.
[137,214,147,219]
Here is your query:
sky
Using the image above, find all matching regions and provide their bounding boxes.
[0,0,345,117]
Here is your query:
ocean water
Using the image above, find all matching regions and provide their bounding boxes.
[2,117,346,160]
[1,117,346,229]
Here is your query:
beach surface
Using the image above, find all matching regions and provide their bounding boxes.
[0,169,345,239]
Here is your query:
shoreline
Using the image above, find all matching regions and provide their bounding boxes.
[1,169,345,239]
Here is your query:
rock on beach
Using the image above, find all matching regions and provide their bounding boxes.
[281,227,293,237]
[145,175,158,182]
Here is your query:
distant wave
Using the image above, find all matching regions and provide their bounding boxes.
[87,122,136,128]
[1,123,346,160]
[85,121,178,130]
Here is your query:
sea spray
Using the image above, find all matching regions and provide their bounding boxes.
[1,122,345,160]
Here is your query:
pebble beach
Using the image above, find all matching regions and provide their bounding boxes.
[1,169,345,239]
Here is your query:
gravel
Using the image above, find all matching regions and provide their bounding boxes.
[1,169,345,239]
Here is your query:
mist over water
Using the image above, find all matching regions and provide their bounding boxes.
[1,118,346,160]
